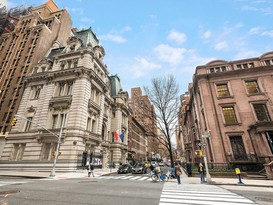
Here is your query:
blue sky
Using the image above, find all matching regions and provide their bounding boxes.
[5,0,273,95]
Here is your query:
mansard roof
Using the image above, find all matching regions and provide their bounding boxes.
[75,27,99,47]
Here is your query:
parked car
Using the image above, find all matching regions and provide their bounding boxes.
[117,164,132,174]
[132,163,147,174]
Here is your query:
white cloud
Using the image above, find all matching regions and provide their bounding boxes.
[129,57,161,78]
[66,7,84,15]
[167,30,187,44]
[80,17,94,23]
[234,49,261,59]
[242,5,272,15]
[154,44,186,65]
[99,34,126,43]
[149,14,157,19]
[261,30,273,37]
[249,27,262,34]
[214,41,228,50]
[202,30,212,39]
[120,26,132,33]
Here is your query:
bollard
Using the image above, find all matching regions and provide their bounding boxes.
[235,168,244,185]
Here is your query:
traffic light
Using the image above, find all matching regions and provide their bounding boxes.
[10,118,17,126]
[195,150,203,157]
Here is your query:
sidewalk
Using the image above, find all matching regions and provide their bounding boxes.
[1,169,273,187]
[0,168,118,179]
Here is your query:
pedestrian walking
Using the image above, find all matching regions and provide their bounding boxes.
[87,162,95,177]
[174,162,182,184]
[198,162,205,182]
[186,159,192,177]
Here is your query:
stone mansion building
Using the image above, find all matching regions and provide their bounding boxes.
[181,52,273,173]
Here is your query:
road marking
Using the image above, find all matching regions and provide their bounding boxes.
[129,176,142,180]
[0,181,28,187]
[159,184,257,205]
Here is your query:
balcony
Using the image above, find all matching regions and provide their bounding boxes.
[88,99,101,114]
[49,96,72,109]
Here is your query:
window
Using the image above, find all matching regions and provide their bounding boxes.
[24,117,32,131]
[265,132,273,154]
[229,136,247,160]
[253,104,271,121]
[51,113,67,128]
[58,83,65,96]
[91,119,96,132]
[67,83,73,95]
[264,60,271,66]
[245,80,260,94]
[33,87,41,99]
[222,106,237,124]
[11,143,26,161]
[216,84,230,97]
[86,117,91,131]
[41,142,56,160]
[52,114,58,129]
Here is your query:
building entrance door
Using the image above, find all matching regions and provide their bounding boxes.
[230,136,247,160]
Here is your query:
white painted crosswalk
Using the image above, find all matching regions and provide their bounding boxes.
[159,183,257,205]
[0,181,28,187]
[98,175,152,181]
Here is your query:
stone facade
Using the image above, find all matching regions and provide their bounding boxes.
[0,0,72,137]
[0,23,130,171]
[182,52,273,171]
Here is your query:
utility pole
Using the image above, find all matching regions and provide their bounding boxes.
[50,115,65,177]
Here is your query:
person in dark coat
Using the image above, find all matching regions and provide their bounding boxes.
[174,162,182,184]
[186,159,192,177]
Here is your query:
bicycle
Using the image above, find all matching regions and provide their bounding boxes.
[151,170,169,182]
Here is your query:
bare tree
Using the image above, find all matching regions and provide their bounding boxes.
[144,75,179,167]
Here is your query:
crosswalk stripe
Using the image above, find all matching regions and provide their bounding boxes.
[98,175,152,181]
[137,176,150,180]
[161,194,253,203]
[160,198,255,205]
[129,176,142,180]
[162,191,244,198]
[0,181,28,187]
[159,183,257,205]
[163,189,237,196]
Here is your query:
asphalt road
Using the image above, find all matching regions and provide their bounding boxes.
[220,185,273,205]
[0,175,163,205]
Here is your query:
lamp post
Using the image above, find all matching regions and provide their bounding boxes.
[15,114,64,177]
[50,116,65,177]
[198,137,212,182]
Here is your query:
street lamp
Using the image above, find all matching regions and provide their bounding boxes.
[15,114,64,177]
[198,135,212,182]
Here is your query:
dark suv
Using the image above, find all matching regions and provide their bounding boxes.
[117,164,132,174]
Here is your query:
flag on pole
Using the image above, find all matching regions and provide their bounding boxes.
[119,133,124,142]
[113,130,119,141]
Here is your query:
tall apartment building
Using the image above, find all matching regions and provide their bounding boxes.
[0,0,72,137]
[182,51,273,172]
[0,27,130,171]
[128,87,157,161]
[127,115,147,163]
[0,5,32,36]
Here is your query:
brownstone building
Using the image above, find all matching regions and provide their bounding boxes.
[0,0,72,135]
[182,52,273,173]
[127,116,147,163]
[128,87,158,161]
